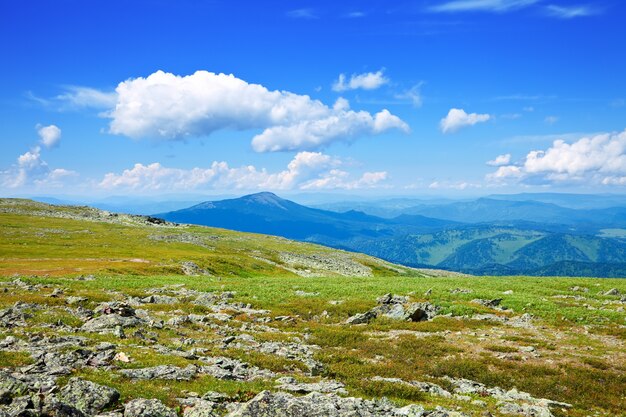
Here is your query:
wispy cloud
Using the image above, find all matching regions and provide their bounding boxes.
[428,0,539,13]
[344,11,366,18]
[440,108,491,133]
[544,4,599,19]
[395,83,424,107]
[544,115,559,125]
[332,70,390,92]
[286,8,318,19]
[492,94,557,101]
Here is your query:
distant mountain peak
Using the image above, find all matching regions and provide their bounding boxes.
[240,191,289,209]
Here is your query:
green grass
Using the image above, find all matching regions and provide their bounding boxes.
[0,199,625,416]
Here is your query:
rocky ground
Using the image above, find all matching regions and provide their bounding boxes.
[0,200,625,416]
[0,276,624,417]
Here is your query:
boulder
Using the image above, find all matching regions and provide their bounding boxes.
[81,314,143,333]
[124,399,177,417]
[345,311,376,325]
[59,377,120,415]
[0,371,28,403]
[120,365,197,381]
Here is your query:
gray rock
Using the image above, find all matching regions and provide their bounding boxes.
[604,288,621,296]
[181,399,220,417]
[120,365,197,381]
[66,296,88,305]
[275,377,347,394]
[81,314,143,333]
[370,376,452,398]
[345,311,376,325]
[226,390,461,417]
[95,302,136,317]
[124,399,177,417]
[42,399,87,417]
[59,377,120,415]
[0,371,28,403]
[198,357,274,381]
[181,261,211,276]
[140,295,178,305]
[472,299,503,309]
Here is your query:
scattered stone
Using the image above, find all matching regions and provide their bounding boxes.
[95,302,136,317]
[181,399,220,417]
[124,399,177,417]
[472,298,504,309]
[345,311,377,325]
[181,261,211,276]
[59,377,120,415]
[275,376,347,394]
[450,288,472,294]
[294,290,319,297]
[140,295,178,304]
[120,365,198,381]
[66,296,88,305]
[371,376,452,398]
[0,371,28,402]
[604,288,621,296]
[81,314,143,333]
[227,390,462,417]
[346,294,441,325]
[114,352,130,363]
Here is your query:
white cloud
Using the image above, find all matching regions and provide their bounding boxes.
[251,109,408,152]
[301,170,388,190]
[286,8,318,19]
[428,180,482,190]
[98,152,389,192]
[332,70,389,92]
[57,86,117,109]
[440,108,491,133]
[487,129,626,186]
[37,124,61,148]
[1,146,76,189]
[487,154,511,166]
[428,0,539,13]
[545,5,598,19]
[104,70,406,152]
[544,115,559,125]
[395,84,423,107]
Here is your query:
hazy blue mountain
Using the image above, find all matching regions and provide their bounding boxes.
[157,192,626,278]
[401,198,626,229]
[486,193,626,210]
[158,192,456,241]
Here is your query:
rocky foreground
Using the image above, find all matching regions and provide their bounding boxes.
[1,276,616,417]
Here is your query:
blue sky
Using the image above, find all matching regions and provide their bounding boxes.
[1,0,625,198]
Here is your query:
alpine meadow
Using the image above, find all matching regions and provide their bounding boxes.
[1,1,625,417]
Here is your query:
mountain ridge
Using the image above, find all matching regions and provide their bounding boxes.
[157,192,626,278]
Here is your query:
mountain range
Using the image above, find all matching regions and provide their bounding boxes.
[157,192,626,278]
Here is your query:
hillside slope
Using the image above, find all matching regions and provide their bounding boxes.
[0,198,425,279]
[157,193,626,277]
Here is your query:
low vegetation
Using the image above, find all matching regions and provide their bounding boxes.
[0,199,624,416]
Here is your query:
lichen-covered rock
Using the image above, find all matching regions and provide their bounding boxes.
[59,377,120,415]
[345,311,376,325]
[0,371,28,403]
[124,399,177,417]
[346,295,440,325]
[275,376,347,394]
[226,390,463,417]
[81,314,143,333]
[120,365,197,381]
